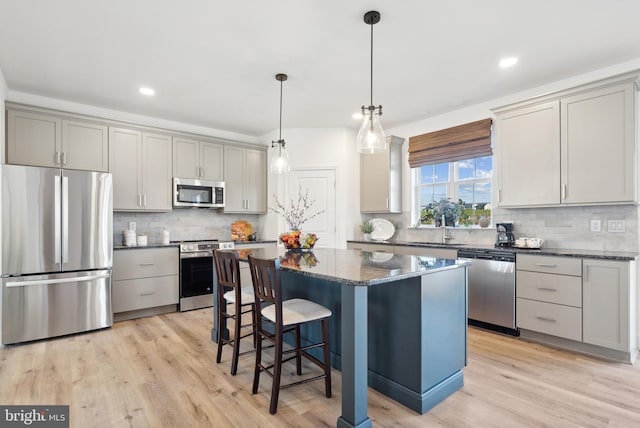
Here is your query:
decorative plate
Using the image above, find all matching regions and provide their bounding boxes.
[369,218,395,241]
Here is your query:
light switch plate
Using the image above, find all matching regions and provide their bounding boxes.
[129,222,136,232]
[607,220,625,233]
[590,219,601,232]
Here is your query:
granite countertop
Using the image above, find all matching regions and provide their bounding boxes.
[232,240,277,245]
[347,239,639,261]
[114,243,180,250]
[228,247,469,286]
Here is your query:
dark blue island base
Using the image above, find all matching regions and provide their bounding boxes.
[211,248,469,427]
[280,266,467,414]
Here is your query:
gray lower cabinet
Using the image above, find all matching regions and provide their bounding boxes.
[112,247,179,320]
[582,259,631,352]
[516,254,637,362]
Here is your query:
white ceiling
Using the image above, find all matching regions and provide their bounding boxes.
[1,1,640,138]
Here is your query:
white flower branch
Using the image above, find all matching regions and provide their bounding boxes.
[269,186,325,230]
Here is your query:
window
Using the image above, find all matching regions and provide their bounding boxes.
[415,155,492,227]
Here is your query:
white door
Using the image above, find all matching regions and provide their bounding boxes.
[288,169,336,248]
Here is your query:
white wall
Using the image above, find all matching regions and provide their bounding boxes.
[260,127,360,248]
[377,58,640,251]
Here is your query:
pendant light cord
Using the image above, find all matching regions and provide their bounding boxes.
[370,20,374,108]
[279,78,283,141]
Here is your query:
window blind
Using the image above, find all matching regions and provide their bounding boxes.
[408,118,493,168]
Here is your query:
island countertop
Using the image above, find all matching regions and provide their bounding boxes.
[228,247,469,286]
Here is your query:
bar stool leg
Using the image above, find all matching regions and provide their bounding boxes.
[252,327,262,395]
[230,300,242,375]
[322,318,332,398]
[216,302,225,364]
[270,329,284,414]
[294,325,302,375]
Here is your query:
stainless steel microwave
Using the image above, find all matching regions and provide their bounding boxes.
[173,177,225,208]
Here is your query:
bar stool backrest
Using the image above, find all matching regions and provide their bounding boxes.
[248,255,283,322]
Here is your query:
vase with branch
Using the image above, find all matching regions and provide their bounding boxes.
[270,187,325,249]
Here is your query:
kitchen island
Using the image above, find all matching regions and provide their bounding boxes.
[211,247,469,428]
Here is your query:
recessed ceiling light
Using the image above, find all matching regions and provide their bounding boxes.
[499,57,518,68]
[139,87,155,96]
[352,112,363,120]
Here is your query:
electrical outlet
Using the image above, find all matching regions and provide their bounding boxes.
[129,222,136,232]
[590,219,601,232]
[607,220,625,233]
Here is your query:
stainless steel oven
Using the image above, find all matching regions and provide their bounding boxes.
[175,240,234,311]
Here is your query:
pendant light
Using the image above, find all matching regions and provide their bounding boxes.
[356,10,386,154]
[270,73,290,174]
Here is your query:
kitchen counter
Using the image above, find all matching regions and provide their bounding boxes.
[347,239,639,261]
[212,247,469,427]
[114,243,180,250]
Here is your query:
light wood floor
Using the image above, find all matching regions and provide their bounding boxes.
[1,308,639,427]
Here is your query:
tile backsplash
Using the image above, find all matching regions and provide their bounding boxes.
[363,204,639,252]
[114,210,261,245]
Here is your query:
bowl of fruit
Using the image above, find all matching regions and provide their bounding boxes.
[279,230,318,250]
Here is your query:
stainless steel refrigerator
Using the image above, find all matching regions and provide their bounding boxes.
[1,164,113,345]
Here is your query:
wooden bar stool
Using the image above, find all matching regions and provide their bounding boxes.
[213,249,256,375]
[247,255,332,414]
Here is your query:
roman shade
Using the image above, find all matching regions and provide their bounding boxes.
[408,118,493,168]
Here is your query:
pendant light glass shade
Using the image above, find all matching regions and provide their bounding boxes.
[356,109,386,154]
[270,73,290,174]
[270,140,290,174]
[357,10,386,154]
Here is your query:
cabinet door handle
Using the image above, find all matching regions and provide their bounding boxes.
[55,151,61,165]
[196,165,200,177]
[562,184,567,200]
[62,152,67,165]
[139,263,155,266]
[139,291,156,296]
[386,197,389,209]
[536,316,557,323]
[143,194,147,207]
[498,189,502,203]
[536,287,557,292]
[138,194,142,207]
[536,263,557,268]
[200,166,204,177]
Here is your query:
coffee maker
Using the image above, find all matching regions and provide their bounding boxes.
[495,222,515,247]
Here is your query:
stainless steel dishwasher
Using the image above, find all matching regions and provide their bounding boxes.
[458,249,518,335]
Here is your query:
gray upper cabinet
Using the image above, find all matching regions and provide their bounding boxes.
[109,127,172,212]
[495,101,560,207]
[494,72,638,207]
[7,109,108,172]
[172,136,223,181]
[223,145,266,213]
[360,135,403,213]
[560,84,635,204]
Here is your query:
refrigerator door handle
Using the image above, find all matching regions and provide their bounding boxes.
[62,175,69,264]
[5,273,111,287]
[54,175,61,264]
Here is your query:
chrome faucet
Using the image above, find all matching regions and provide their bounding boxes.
[442,225,452,243]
